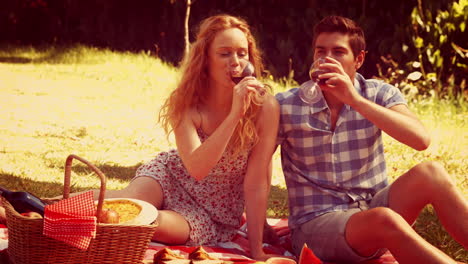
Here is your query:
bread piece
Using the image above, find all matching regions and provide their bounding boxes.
[188,246,219,261]
[154,248,187,264]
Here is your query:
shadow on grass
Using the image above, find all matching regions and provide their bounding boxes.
[0,162,142,198]
[0,171,65,198]
[63,163,143,182]
[0,56,33,63]
[0,50,64,64]
[0,44,100,65]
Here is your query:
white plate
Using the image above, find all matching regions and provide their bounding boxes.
[97,198,158,225]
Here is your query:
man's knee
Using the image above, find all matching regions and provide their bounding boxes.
[346,208,408,253]
[411,161,454,189]
[354,207,408,241]
[367,207,406,233]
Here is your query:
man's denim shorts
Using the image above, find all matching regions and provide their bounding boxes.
[291,184,391,263]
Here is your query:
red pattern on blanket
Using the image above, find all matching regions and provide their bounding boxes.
[144,218,399,264]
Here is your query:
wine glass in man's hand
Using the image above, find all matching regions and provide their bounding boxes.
[299,58,328,104]
[309,57,330,85]
[231,60,255,84]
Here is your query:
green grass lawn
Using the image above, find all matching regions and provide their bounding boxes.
[0,45,466,261]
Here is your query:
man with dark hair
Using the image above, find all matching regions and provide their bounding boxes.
[276,15,467,263]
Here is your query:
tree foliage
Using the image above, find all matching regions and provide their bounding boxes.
[376,0,467,99]
[0,0,465,98]
[410,0,467,98]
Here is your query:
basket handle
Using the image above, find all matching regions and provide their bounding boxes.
[63,154,107,220]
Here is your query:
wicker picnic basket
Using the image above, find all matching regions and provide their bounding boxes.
[3,154,158,264]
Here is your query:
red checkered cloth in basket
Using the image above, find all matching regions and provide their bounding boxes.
[0,225,7,251]
[43,191,97,250]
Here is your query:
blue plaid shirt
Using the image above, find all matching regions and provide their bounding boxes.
[276,73,407,229]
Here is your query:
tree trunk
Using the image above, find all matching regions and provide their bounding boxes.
[183,0,191,61]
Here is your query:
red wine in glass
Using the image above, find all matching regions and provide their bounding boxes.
[231,60,255,84]
[231,76,245,84]
[299,58,327,104]
[310,69,329,85]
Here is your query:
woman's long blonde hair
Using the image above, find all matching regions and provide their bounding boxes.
[159,14,268,156]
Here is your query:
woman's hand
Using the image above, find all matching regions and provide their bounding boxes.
[231,76,264,119]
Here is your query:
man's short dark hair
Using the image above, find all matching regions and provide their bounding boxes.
[313,16,366,58]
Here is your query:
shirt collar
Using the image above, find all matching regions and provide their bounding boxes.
[354,73,365,95]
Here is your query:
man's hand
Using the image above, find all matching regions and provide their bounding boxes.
[263,222,280,245]
[317,57,362,107]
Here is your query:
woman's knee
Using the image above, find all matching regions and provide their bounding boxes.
[153,210,190,244]
[123,177,164,208]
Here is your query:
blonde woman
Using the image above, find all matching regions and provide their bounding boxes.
[100,14,278,260]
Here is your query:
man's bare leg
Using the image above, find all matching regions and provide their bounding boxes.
[346,208,456,264]
[388,161,468,247]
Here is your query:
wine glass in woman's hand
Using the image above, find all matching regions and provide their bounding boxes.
[299,58,328,104]
[231,60,255,84]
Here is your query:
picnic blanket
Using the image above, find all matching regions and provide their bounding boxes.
[0,219,465,264]
[0,219,396,264]
[141,218,399,264]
